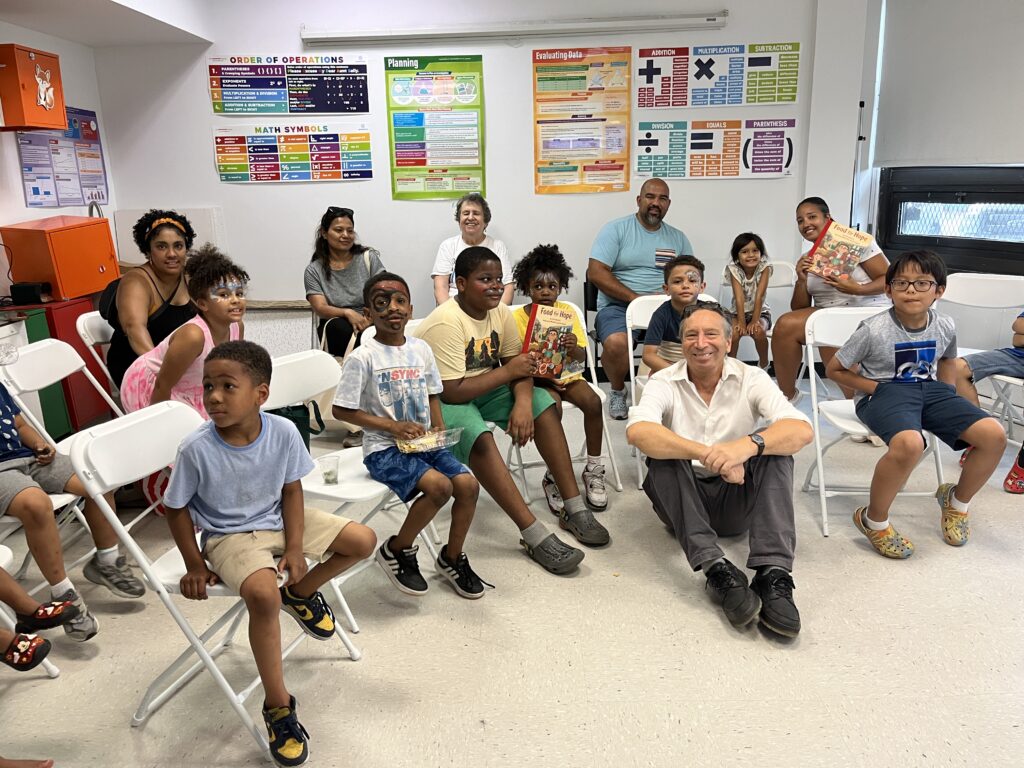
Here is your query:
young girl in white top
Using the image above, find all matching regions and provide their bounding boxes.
[723,232,772,368]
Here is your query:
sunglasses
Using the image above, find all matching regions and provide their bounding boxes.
[326,206,354,218]
[680,299,725,319]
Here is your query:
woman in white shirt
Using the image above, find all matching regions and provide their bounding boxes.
[771,196,890,402]
[430,192,514,305]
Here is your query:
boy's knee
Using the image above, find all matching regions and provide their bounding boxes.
[453,473,480,501]
[240,573,281,614]
[8,488,55,525]
[346,523,377,559]
[972,418,1007,450]
[421,473,454,503]
[887,431,925,461]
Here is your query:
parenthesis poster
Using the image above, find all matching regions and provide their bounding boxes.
[533,47,631,194]
[384,55,485,201]
[16,106,109,207]
[213,123,372,183]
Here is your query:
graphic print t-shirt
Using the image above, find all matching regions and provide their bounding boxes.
[415,299,521,381]
[335,336,444,456]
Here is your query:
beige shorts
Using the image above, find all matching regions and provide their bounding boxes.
[203,507,352,591]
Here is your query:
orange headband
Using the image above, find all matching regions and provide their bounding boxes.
[148,217,185,234]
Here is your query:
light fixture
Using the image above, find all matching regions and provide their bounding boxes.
[300,11,728,47]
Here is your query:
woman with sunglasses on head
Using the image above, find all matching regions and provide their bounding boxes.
[304,206,385,356]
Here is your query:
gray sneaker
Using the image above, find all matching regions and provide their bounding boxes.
[520,533,584,574]
[84,554,146,598]
[581,464,609,511]
[53,589,99,642]
[559,507,610,546]
[608,388,628,420]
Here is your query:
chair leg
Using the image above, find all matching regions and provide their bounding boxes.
[427,520,442,545]
[601,416,624,492]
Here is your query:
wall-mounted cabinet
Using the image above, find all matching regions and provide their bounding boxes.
[0,43,67,131]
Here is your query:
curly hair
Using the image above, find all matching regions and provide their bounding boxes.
[183,243,250,304]
[511,244,574,296]
[131,209,196,256]
[206,340,272,386]
[310,207,369,282]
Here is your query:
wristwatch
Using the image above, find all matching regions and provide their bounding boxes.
[748,433,765,457]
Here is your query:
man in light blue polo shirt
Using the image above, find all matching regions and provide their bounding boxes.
[587,178,693,419]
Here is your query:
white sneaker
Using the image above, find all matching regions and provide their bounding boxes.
[582,464,608,511]
[608,388,629,420]
[541,471,564,515]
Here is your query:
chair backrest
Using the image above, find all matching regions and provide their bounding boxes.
[75,311,117,391]
[625,295,669,332]
[767,260,797,288]
[263,349,342,411]
[938,272,1024,351]
[804,306,888,349]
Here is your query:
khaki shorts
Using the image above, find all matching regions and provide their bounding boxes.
[203,507,352,591]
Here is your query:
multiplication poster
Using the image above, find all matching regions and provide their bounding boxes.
[384,55,485,201]
[17,106,109,207]
[208,55,369,114]
[213,123,372,183]
[533,47,631,194]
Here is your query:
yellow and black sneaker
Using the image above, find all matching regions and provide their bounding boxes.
[279,586,335,640]
[263,695,309,767]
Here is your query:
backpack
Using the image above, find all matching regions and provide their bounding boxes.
[97,277,121,322]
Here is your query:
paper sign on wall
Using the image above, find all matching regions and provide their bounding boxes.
[17,106,109,207]
[208,55,369,114]
[213,123,372,183]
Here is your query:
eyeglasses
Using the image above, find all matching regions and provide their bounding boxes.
[680,299,724,319]
[326,206,353,217]
[890,279,938,292]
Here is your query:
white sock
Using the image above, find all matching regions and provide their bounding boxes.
[701,557,725,573]
[863,508,889,531]
[949,488,970,513]
[96,545,119,566]
[586,455,602,469]
[50,577,74,598]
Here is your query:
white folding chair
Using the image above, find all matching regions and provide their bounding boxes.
[75,310,118,394]
[0,544,60,679]
[800,307,944,536]
[626,296,668,488]
[69,402,360,760]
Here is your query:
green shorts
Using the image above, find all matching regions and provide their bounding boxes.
[441,384,555,464]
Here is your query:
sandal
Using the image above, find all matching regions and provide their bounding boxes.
[3,633,51,671]
[15,599,80,633]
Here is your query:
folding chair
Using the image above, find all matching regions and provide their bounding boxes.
[68,402,360,760]
[717,262,794,364]
[75,310,118,394]
[800,307,944,536]
[0,544,60,679]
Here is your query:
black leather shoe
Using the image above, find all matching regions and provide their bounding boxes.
[704,559,760,628]
[751,568,801,637]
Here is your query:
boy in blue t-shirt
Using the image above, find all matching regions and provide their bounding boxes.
[164,341,376,768]
[642,255,707,373]
[827,251,1006,560]
[333,272,488,600]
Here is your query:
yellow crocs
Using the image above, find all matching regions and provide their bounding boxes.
[935,483,970,546]
[853,507,914,559]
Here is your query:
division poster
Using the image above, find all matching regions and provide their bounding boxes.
[533,47,631,194]
[208,55,369,114]
[213,123,372,183]
[16,106,109,208]
[384,55,485,201]
[635,118,796,179]
[635,42,800,108]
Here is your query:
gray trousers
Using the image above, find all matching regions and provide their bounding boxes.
[643,455,796,572]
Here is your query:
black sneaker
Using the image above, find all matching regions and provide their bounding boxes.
[263,695,309,767]
[375,538,428,595]
[751,568,801,637]
[704,560,760,628]
[279,587,336,641]
[436,546,493,599]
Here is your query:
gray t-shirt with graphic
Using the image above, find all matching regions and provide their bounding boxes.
[836,307,957,385]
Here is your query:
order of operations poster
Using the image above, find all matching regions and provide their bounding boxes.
[384,55,484,201]
[208,55,368,114]
[16,106,109,207]
[533,47,631,194]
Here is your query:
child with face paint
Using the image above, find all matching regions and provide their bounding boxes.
[642,255,707,373]
[120,245,247,418]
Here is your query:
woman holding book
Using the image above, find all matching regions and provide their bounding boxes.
[771,196,890,403]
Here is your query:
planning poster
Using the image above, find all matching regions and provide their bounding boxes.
[208,55,369,114]
[635,42,800,108]
[635,118,796,179]
[17,106,109,207]
[384,55,485,201]
[533,47,631,194]
[213,123,372,183]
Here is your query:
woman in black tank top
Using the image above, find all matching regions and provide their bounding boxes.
[106,210,198,386]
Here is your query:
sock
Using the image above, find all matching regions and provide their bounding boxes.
[50,577,74,599]
[95,545,119,566]
[863,508,889,531]
[563,495,586,515]
[701,557,725,573]
[586,455,602,470]
[612,386,625,393]
[949,488,970,513]
[520,520,550,548]
[757,565,788,577]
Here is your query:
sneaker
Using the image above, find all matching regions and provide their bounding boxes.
[750,568,801,637]
[436,546,492,599]
[15,599,80,634]
[541,471,564,514]
[341,431,363,448]
[850,433,884,446]
[704,560,761,628]
[83,554,146,598]
[279,587,335,640]
[959,445,974,467]
[375,538,428,595]
[787,389,804,407]
[559,506,610,546]
[1004,456,1024,493]
[581,464,609,511]
[520,533,584,574]
[52,589,98,642]
[935,483,969,546]
[608,388,628,420]
[852,507,914,559]
[263,695,309,767]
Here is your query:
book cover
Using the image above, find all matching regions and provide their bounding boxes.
[521,303,585,382]
[807,220,876,280]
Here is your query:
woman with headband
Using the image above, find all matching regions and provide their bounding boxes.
[104,210,198,387]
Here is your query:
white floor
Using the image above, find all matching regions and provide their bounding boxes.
[2,396,1024,768]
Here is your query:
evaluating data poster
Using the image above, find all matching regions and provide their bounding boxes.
[16,106,109,207]
[213,122,372,183]
[384,55,485,201]
[533,47,631,194]
[208,55,369,114]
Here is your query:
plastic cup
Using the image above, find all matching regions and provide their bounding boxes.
[318,455,339,485]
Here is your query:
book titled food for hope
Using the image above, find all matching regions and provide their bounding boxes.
[521,303,585,383]
[807,220,875,280]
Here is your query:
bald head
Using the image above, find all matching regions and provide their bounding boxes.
[637,178,671,230]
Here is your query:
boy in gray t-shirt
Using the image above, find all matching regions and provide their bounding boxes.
[827,251,1005,561]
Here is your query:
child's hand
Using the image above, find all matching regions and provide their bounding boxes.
[505,352,539,379]
[180,565,219,600]
[732,322,746,338]
[390,421,427,440]
[560,333,578,357]
[506,401,535,446]
[278,549,308,587]
[34,445,56,465]
[746,319,765,338]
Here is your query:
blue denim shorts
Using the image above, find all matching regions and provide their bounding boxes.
[855,380,989,450]
[364,446,470,502]
[963,348,1024,383]
[595,303,644,344]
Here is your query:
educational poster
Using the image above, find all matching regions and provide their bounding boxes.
[635,42,800,108]
[207,55,369,114]
[533,47,631,194]
[635,118,796,179]
[16,106,109,207]
[213,122,372,183]
[384,55,485,201]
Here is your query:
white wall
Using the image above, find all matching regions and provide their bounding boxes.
[93,0,845,310]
